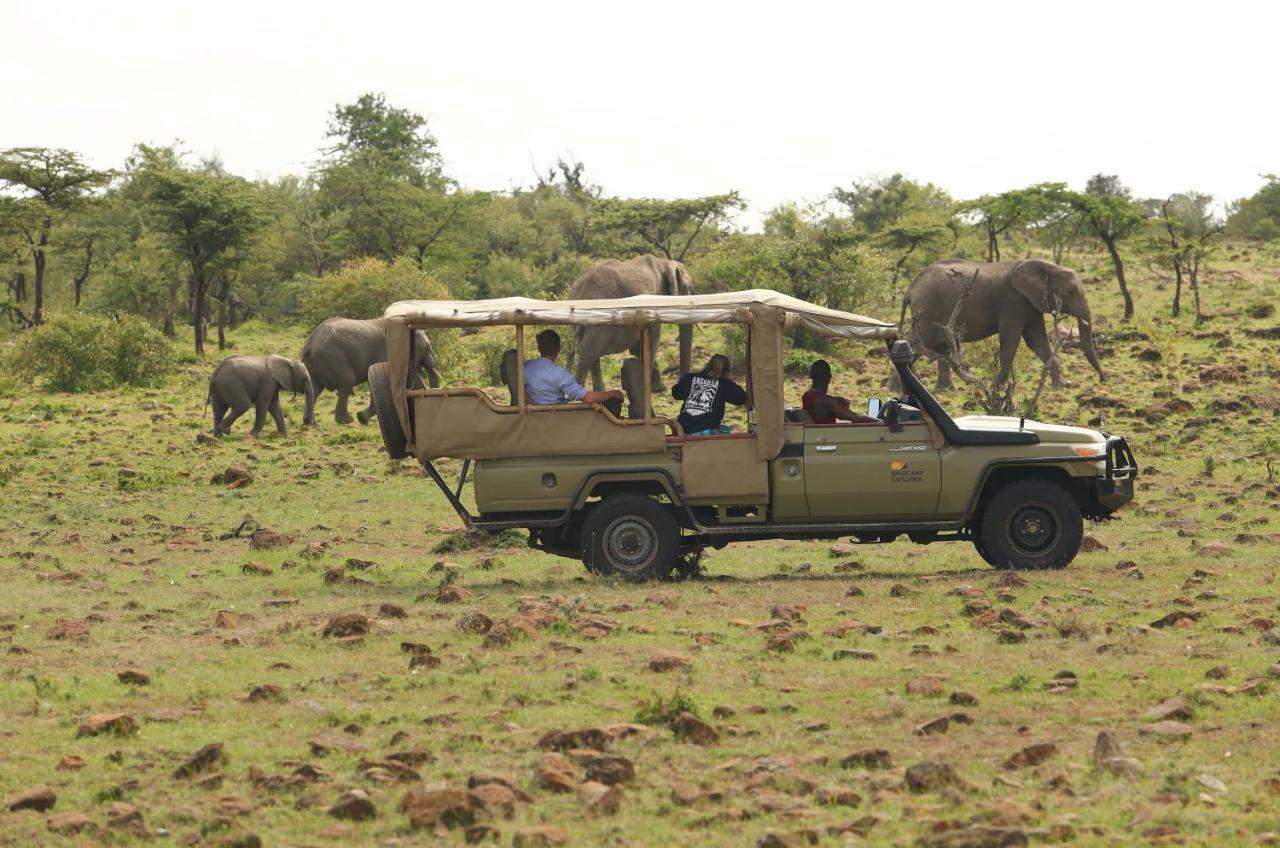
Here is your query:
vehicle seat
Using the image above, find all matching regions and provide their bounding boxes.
[620,357,646,420]
[498,348,518,406]
[785,406,816,424]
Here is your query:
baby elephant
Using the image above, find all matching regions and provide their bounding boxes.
[208,355,316,437]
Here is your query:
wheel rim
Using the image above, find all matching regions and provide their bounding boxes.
[603,516,658,573]
[1007,503,1059,556]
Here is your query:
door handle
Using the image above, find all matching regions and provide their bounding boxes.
[815,445,838,452]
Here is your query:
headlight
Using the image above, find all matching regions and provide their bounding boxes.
[1073,444,1105,457]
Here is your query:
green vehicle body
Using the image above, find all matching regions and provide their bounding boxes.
[371,293,1137,578]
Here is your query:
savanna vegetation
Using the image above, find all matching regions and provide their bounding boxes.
[2,93,1280,847]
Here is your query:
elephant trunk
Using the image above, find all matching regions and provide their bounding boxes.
[678,323,692,377]
[302,382,316,427]
[1078,318,1105,382]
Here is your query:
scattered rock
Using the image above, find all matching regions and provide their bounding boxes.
[328,789,376,821]
[916,716,951,736]
[241,562,273,576]
[174,743,226,778]
[832,648,877,661]
[1150,611,1203,629]
[437,584,471,604]
[578,780,623,814]
[950,690,978,706]
[841,748,892,769]
[46,619,90,641]
[247,684,286,704]
[105,802,145,833]
[45,811,95,835]
[378,602,406,619]
[904,760,965,792]
[458,611,494,634]
[671,711,719,745]
[401,785,476,830]
[1140,721,1194,740]
[76,713,138,738]
[218,464,254,487]
[116,670,150,686]
[648,651,691,672]
[513,825,568,847]
[1197,541,1232,558]
[1092,731,1142,778]
[1004,742,1057,769]
[585,755,635,785]
[906,676,945,697]
[918,825,1028,847]
[1146,696,1192,721]
[320,613,369,638]
[6,786,56,813]
[1079,534,1108,552]
[534,753,576,793]
[249,528,292,550]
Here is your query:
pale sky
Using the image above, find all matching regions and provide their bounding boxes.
[6,0,1276,225]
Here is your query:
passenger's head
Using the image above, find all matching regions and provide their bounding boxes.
[809,359,832,389]
[536,329,561,358]
[704,354,731,379]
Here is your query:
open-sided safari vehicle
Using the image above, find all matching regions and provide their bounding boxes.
[369,290,1136,580]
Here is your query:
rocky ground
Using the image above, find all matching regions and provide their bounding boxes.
[1,243,1279,846]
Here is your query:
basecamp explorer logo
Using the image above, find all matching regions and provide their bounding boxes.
[890,460,923,483]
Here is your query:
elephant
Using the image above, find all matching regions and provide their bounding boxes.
[901,259,1105,390]
[208,355,315,437]
[301,317,442,425]
[566,255,693,391]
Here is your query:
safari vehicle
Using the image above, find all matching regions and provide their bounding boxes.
[367,291,1136,580]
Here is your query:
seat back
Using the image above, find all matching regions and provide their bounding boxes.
[620,356,646,420]
[498,349,519,406]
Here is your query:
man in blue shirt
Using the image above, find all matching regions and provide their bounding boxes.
[524,330,624,407]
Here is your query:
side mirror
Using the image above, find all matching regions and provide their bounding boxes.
[866,398,882,419]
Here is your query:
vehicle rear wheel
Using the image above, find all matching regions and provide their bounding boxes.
[580,495,680,582]
[367,362,409,460]
[978,478,1082,570]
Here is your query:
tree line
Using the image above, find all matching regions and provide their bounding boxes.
[3,93,1276,353]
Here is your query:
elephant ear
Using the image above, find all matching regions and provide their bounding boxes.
[266,356,294,393]
[1010,262,1053,313]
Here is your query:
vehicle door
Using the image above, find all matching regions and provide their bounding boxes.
[802,422,941,518]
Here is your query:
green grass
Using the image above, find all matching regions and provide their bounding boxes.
[2,243,1280,846]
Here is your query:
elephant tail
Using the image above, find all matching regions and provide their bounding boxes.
[898,292,910,333]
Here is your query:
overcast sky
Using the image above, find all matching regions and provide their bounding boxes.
[6,0,1275,225]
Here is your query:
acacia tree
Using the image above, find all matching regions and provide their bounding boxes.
[594,192,744,262]
[1156,193,1222,323]
[955,188,1050,262]
[132,146,264,353]
[830,173,952,234]
[876,223,952,295]
[1058,176,1146,320]
[0,147,112,324]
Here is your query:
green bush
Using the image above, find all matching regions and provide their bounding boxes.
[12,313,175,392]
[298,257,450,327]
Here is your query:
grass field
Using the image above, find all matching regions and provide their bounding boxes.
[2,245,1279,847]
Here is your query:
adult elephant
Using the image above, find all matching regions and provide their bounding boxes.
[207,355,315,437]
[301,317,442,425]
[567,255,693,391]
[902,259,1105,390]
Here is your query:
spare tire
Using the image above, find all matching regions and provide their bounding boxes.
[367,362,409,459]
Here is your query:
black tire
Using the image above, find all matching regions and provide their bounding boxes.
[971,531,1001,568]
[978,478,1082,570]
[367,362,409,460]
[579,495,680,582]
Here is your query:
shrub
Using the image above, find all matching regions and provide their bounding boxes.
[298,257,451,327]
[12,312,175,392]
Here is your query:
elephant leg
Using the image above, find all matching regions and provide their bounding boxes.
[650,322,664,391]
[212,397,227,435]
[269,394,288,435]
[1022,321,1068,386]
[334,387,355,424]
[357,396,376,425]
[219,401,251,435]
[591,361,604,393]
[995,323,1024,389]
[250,399,270,437]
[935,358,953,391]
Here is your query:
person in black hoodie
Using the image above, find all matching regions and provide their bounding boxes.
[672,354,747,435]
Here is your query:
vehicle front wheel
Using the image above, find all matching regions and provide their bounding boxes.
[580,495,680,582]
[978,478,1082,570]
